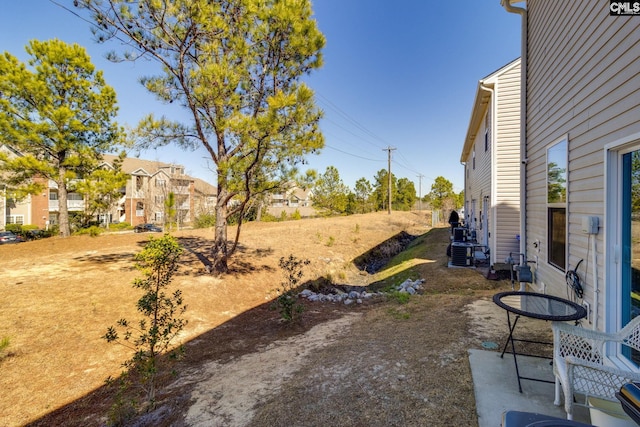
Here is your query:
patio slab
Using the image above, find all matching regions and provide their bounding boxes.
[469,348,592,426]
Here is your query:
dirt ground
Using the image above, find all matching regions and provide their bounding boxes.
[0,211,521,427]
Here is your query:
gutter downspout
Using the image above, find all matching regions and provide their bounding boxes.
[502,0,528,276]
[479,82,495,264]
[460,161,467,225]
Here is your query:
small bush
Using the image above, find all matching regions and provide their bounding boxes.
[290,209,302,220]
[271,255,310,323]
[75,226,103,237]
[260,212,279,222]
[108,222,131,231]
[194,214,215,229]
[326,236,335,247]
[5,224,22,234]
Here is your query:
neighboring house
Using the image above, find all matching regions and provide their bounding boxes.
[502,0,640,349]
[461,58,521,267]
[101,154,217,227]
[0,144,68,230]
[267,185,315,217]
[0,147,217,230]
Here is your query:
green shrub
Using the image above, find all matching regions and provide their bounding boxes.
[194,214,216,229]
[75,226,104,237]
[108,222,131,231]
[290,209,302,220]
[103,235,186,407]
[271,255,310,323]
[5,224,22,234]
[260,212,279,222]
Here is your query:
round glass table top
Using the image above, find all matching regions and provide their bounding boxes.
[493,291,587,321]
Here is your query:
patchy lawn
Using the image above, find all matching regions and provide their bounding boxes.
[0,211,510,426]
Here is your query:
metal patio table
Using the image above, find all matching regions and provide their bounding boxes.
[493,291,587,392]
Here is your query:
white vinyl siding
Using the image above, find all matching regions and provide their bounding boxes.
[462,58,521,265]
[526,0,640,329]
[493,61,521,263]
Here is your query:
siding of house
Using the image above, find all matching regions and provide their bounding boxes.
[462,58,521,266]
[526,0,640,327]
[493,61,521,264]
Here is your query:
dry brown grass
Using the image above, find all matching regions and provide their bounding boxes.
[0,211,510,426]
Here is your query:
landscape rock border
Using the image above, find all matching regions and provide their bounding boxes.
[299,278,425,305]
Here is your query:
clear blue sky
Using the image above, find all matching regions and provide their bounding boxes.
[1,1,521,194]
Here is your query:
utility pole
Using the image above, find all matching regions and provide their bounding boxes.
[417,174,424,211]
[383,146,396,215]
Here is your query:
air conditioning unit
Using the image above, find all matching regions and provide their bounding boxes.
[451,243,474,267]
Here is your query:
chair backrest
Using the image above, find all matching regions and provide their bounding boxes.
[618,316,640,352]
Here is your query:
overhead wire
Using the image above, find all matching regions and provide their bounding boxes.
[54,0,435,187]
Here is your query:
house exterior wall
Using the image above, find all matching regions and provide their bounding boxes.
[525,0,640,329]
[493,61,522,264]
[462,58,521,266]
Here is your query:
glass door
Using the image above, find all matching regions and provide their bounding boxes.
[622,149,640,365]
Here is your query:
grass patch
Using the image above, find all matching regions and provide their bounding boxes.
[387,307,411,320]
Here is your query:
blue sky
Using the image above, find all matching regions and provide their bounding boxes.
[1,1,521,194]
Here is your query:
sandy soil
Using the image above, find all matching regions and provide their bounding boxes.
[0,211,520,427]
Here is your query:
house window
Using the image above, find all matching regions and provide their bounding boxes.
[485,129,489,152]
[156,179,166,187]
[136,176,143,191]
[472,150,476,170]
[6,215,24,225]
[136,201,144,217]
[547,138,567,270]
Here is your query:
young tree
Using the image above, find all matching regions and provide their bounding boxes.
[394,177,416,211]
[312,166,349,214]
[104,234,186,408]
[0,39,121,236]
[76,152,128,228]
[77,0,325,273]
[372,169,397,211]
[354,177,373,214]
[428,176,456,210]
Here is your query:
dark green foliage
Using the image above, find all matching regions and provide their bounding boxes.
[194,214,216,229]
[103,235,186,411]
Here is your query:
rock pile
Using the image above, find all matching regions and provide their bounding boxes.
[298,278,425,305]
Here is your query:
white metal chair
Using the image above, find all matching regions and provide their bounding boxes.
[552,317,640,420]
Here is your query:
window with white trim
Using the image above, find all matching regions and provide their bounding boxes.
[547,138,567,270]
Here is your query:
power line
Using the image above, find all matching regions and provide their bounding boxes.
[324,144,383,162]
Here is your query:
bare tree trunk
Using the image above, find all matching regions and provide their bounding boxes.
[212,192,229,274]
[57,167,71,237]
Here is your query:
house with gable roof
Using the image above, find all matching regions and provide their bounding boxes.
[101,154,216,227]
[461,57,521,269]
[0,147,216,230]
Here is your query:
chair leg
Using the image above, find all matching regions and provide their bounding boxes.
[554,377,561,406]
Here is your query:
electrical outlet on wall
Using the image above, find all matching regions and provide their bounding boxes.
[582,301,591,324]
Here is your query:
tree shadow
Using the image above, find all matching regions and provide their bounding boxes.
[25,293,357,427]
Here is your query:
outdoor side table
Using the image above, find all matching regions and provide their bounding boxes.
[492,291,587,393]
